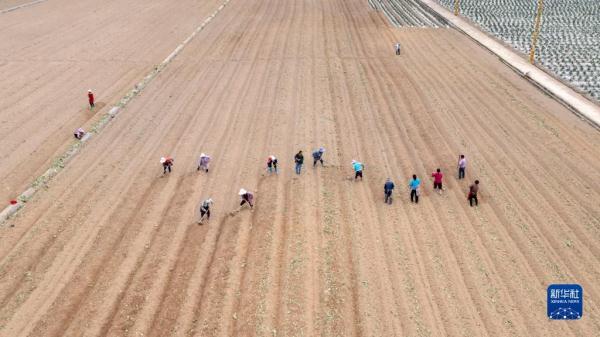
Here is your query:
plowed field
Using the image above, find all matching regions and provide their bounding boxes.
[1,0,599,336]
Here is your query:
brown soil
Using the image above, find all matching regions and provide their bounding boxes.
[0,0,599,336]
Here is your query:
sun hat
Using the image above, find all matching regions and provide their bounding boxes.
[239,188,247,195]
[319,147,325,153]
[160,157,166,164]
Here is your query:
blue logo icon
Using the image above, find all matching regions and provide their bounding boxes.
[547,284,582,320]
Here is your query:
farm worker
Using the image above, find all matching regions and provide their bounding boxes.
[312,147,325,167]
[239,188,254,209]
[352,160,364,181]
[468,180,480,207]
[384,178,395,204]
[198,198,214,224]
[431,168,443,194]
[395,43,401,55]
[458,154,467,179]
[88,90,95,108]
[267,155,278,174]
[161,156,174,174]
[73,128,85,140]
[409,174,420,203]
[197,153,211,172]
[294,150,304,175]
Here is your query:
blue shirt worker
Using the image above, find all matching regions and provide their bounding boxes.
[384,178,395,204]
[312,147,325,167]
[409,174,420,203]
[352,160,364,181]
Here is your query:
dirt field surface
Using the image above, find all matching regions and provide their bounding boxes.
[1,0,599,336]
[0,0,222,202]
[0,0,39,12]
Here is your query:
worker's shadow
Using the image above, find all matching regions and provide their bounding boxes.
[88,102,107,113]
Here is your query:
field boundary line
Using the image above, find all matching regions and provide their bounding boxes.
[0,0,232,225]
[0,0,47,14]
[418,0,600,129]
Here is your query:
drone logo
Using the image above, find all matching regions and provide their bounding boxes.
[547,284,583,320]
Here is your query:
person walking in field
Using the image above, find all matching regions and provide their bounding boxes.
[161,156,174,174]
[198,198,214,224]
[395,43,401,55]
[468,180,480,207]
[431,168,444,195]
[294,150,304,175]
[312,147,325,167]
[352,160,364,181]
[409,174,421,203]
[384,178,395,204]
[73,127,85,140]
[458,154,467,179]
[197,153,211,172]
[88,90,95,109]
[267,155,278,174]
[239,189,254,209]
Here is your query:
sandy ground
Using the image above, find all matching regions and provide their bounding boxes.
[0,0,40,12]
[1,0,599,336]
[0,0,222,202]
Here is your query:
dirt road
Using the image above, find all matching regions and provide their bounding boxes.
[0,0,599,336]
